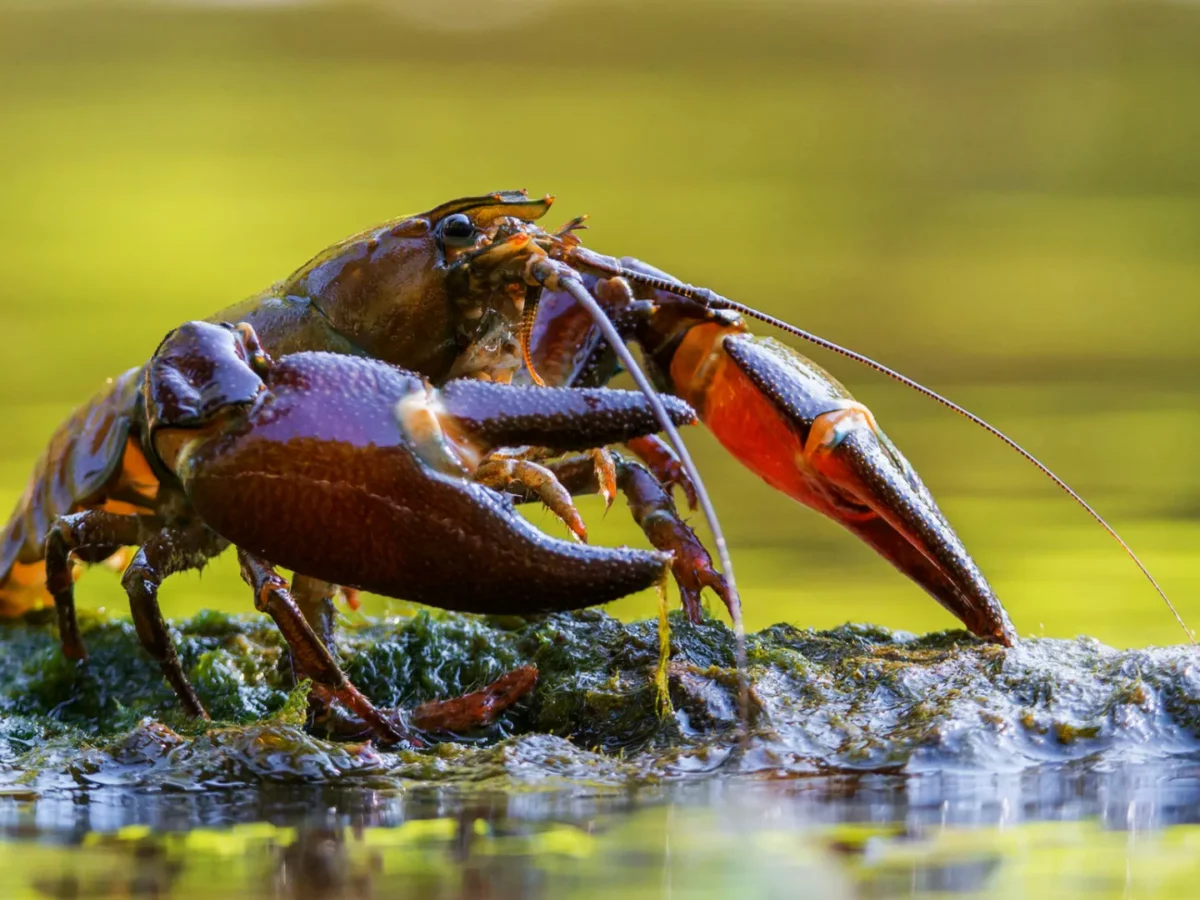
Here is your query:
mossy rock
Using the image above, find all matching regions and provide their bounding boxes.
[1,609,1198,793]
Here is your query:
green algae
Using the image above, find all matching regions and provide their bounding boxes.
[1,609,1198,794]
[0,608,288,727]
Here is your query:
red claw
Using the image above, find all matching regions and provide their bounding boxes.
[670,322,1017,646]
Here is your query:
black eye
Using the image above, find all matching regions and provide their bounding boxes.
[440,213,476,247]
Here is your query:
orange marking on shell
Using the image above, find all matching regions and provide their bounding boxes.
[0,370,150,617]
[99,499,152,517]
[115,439,160,502]
[800,406,883,526]
[0,560,51,616]
[100,546,136,574]
[693,350,811,500]
[803,403,879,457]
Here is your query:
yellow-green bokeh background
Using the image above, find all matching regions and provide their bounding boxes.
[1,0,1198,647]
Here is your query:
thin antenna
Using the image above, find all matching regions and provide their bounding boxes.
[554,273,752,728]
[615,266,1193,646]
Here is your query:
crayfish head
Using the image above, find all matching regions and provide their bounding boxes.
[143,320,269,478]
[282,190,554,383]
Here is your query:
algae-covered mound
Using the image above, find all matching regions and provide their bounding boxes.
[1,609,1197,792]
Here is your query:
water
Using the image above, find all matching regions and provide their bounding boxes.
[1,1,1199,895]
[3,769,1200,898]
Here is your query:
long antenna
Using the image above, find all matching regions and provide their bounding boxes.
[615,267,1193,646]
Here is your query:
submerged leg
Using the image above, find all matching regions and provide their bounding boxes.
[122,523,227,719]
[44,510,150,660]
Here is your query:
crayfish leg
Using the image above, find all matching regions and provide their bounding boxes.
[506,453,733,623]
[626,435,699,511]
[44,510,149,661]
[121,523,228,719]
[291,574,341,655]
[614,458,734,624]
[591,448,618,511]
[475,457,588,542]
[241,553,538,744]
[238,549,408,745]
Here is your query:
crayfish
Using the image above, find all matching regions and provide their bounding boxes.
[0,191,1186,744]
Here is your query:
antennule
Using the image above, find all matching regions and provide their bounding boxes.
[616,266,1193,646]
[518,290,545,387]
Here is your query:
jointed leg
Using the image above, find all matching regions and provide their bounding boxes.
[238,549,407,744]
[626,435,698,510]
[507,452,732,622]
[122,523,228,719]
[475,445,621,540]
[590,448,617,509]
[410,665,538,732]
[613,457,733,622]
[291,574,340,654]
[242,552,540,744]
[45,510,150,660]
[284,574,350,733]
[475,457,588,542]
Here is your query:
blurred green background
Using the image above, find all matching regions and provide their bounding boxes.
[1,0,1198,648]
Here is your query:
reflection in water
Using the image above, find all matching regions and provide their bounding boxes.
[2,766,1200,898]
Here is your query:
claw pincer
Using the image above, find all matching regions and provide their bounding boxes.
[666,321,1016,646]
[149,322,694,615]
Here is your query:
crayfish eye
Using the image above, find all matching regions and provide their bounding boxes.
[439,213,477,248]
